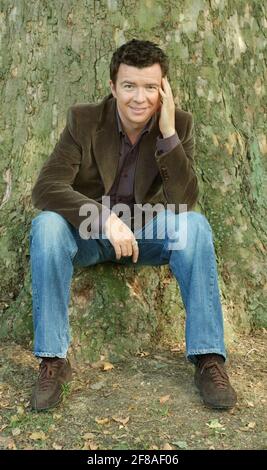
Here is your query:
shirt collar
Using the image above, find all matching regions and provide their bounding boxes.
[116,102,157,137]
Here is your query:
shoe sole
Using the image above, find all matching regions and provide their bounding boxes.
[202,400,236,410]
[31,391,64,412]
[195,380,236,410]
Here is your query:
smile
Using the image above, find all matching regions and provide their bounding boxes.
[129,107,147,113]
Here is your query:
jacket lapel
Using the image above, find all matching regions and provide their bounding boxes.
[92,95,121,194]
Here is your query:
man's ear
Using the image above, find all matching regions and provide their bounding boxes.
[109,80,117,98]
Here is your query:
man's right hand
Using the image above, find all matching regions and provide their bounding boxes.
[104,213,139,263]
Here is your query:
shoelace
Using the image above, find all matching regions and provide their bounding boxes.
[200,360,229,389]
[38,360,65,391]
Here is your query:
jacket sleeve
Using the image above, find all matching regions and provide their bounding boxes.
[31,107,111,236]
[154,112,199,211]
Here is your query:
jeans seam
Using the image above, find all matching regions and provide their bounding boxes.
[208,252,221,347]
[32,278,40,314]
[29,232,40,314]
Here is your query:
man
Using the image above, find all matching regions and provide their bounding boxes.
[29,39,237,411]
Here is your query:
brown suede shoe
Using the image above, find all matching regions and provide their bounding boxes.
[31,357,72,411]
[194,354,237,409]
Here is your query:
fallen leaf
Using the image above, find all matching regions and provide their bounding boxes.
[91,360,104,369]
[206,419,225,430]
[52,443,62,450]
[103,362,114,371]
[112,416,130,426]
[7,439,17,450]
[0,400,12,409]
[0,425,8,432]
[137,351,150,357]
[12,428,21,436]
[82,441,99,450]
[246,401,254,408]
[0,436,16,449]
[160,395,170,404]
[247,422,256,429]
[91,361,114,371]
[95,417,110,425]
[16,406,25,415]
[171,440,188,449]
[29,431,47,441]
[48,424,56,432]
[10,415,19,423]
[239,422,257,432]
[162,442,174,450]
[82,433,95,440]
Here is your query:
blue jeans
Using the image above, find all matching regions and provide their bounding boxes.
[29,209,226,363]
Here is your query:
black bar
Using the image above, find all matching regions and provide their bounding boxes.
[0,450,264,466]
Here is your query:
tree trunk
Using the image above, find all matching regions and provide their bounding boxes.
[0,0,266,360]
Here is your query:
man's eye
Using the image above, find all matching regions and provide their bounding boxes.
[125,84,133,88]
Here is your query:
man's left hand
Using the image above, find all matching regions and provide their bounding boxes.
[158,76,176,138]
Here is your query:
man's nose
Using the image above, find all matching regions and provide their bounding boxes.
[133,88,146,102]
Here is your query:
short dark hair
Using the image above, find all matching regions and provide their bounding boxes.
[110,39,169,84]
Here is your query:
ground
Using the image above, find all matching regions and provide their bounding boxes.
[0,331,266,451]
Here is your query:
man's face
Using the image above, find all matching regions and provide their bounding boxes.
[109,63,163,132]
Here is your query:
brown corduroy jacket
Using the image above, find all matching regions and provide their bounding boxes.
[32,93,199,231]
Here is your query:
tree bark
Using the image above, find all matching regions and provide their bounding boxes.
[0,0,266,360]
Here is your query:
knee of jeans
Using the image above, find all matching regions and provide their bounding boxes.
[30,211,76,254]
